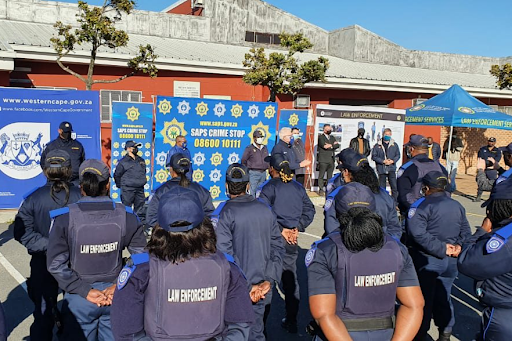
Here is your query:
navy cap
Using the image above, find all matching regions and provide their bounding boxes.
[59,121,73,132]
[409,134,429,147]
[499,142,512,154]
[338,148,368,172]
[334,182,376,214]
[422,171,448,189]
[79,159,110,182]
[264,153,289,171]
[253,129,264,138]
[157,187,205,232]
[226,163,250,183]
[45,150,71,168]
[482,176,512,207]
[125,140,142,149]
[170,153,191,172]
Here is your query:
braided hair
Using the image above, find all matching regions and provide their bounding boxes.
[339,207,384,252]
[488,199,512,225]
[227,168,249,196]
[351,164,380,194]
[43,163,72,205]
[274,160,293,183]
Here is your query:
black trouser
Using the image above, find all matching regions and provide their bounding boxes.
[27,254,60,341]
[318,162,334,191]
[379,171,398,202]
[281,242,300,323]
[295,174,305,187]
[121,186,145,215]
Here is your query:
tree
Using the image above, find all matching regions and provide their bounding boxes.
[51,0,158,90]
[490,63,512,90]
[243,33,329,102]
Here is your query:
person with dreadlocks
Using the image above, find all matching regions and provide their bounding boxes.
[324,148,402,238]
[212,163,284,340]
[458,173,512,341]
[14,150,82,341]
[306,185,423,341]
[146,153,214,232]
[257,153,315,334]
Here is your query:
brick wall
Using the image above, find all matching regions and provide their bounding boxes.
[440,127,512,174]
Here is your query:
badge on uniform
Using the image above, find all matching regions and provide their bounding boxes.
[408,208,417,219]
[397,168,405,178]
[324,198,333,211]
[305,248,316,268]
[211,217,219,228]
[486,236,505,254]
[117,266,134,290]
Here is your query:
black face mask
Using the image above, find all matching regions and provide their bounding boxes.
[60,132,71,140]
[325,131,332,135]
[132,147,139,155]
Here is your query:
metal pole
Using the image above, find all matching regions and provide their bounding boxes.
[447,126,453,165]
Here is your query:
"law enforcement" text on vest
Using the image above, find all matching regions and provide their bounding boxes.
[168,287,218,303]
[354,272,396,287]
[80,242,119,254]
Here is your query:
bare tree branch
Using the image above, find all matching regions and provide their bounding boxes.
[92,71,136,84]
[56,56,86,83]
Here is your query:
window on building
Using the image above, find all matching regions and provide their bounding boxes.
[100,90,142,121]
[245,31,282,45]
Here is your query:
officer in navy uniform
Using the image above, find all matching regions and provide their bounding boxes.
[146,153,214,231]
[40,121,85,185]
[213,163,284,340]
[458,171,512,341]
[326,171,343,196]
[306,187,424,340]
[14,150,82,341]
[114,140,147,216]
[397,135,447,215]
[324,148,402,239]
[110,186,255,340]
[407,171,471,341]
[257,153,315,333]
[47,159,146,340]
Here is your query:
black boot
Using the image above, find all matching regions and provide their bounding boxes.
[437,332,451,341]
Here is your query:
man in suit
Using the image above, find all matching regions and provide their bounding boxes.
[317,124,339,195]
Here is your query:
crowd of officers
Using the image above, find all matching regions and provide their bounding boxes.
[3,122,512,341]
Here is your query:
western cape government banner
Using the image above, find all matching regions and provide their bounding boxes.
[312,104,405,190]
[0,88,101,209]
[110,102,154,201]
[153,97,278,201]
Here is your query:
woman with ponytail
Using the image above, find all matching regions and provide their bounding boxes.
[15,150,81,341]
[257,153,315,333]
[146,153,214,232]
[46,159,146,340]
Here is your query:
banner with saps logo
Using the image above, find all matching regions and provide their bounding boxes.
[278,109,309,138]
[110,102,154,201]
[153,97,278,201]
[0,88,101,209]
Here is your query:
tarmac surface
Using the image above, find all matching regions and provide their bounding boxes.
[0,174,489,340]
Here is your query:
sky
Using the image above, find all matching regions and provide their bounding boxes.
[47,0,512,57]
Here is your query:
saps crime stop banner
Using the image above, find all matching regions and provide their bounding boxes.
[0,88,101,209]
[153,97,278,201]
[110,102,154,201]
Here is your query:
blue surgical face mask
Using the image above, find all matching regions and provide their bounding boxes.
[289,137,294,145]
[383,135,391,142]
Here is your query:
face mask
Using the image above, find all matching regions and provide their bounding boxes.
[61,132,71,140]
[383,135,391,142]
[225,190,231,199]
[132,147,139,155]
[182,142,187,149]
[406,148,412,158]
[420,187,427,196]
[358,132,364,138]
[255,137,264,145]
[293,134,300,140]
[428,144,433,148]
[325,130,332,135]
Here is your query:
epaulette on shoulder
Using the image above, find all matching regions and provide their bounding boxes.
[210,201,227,228]
[49,207,70,219]
[305,237,330,267]
[324,186,343,211]
[125,206,134,214]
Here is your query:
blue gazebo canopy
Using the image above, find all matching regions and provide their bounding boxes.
[406,84,512,130]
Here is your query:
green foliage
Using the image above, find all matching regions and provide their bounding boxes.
[491,64,512,90]
[51,0,158,90]
[243,32,329,102]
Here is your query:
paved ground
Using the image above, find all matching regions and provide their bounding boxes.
[0,174,488,340]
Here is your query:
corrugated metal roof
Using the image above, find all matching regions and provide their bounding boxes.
[0,20,500,90]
